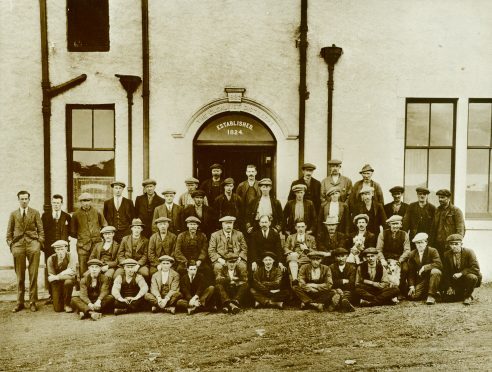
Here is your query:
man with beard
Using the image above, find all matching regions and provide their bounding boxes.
[134,179,164,238]
[320,159,352,204]
[200,163,224,203]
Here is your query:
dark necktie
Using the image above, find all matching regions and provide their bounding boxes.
[22,209,26,222]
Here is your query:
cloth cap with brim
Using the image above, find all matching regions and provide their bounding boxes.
[184,177,199,184]
[359,164,374,173]
[362,247,378,256]
[386,215,403,224]
[436,189,452,197]
[307,251,327,259]
[446,234,463,242]
[219,216,236,222]
[131,218,145,227]
[332,248,349,257]
[302,163,316,170]
[209,163,223,170]
[222,177,235,186]
[389,186,404,194]
[353,214,369,224]
[191,190,206,198]
[100,226,116,234]
[323,216,339,225]
[412,232,429,243]
[225,253,239,261]
[359,185,374,194]
[78,192,93,201]
[159,255,175,263]
[142,178,157,186]
[185,216,201,224]
[328,159,342,165]
[161,188,176,195]
[262,251,277,260]
[111,181,126,188]
[51,240,69,248]
[121,258,138,266]
[415,187,430,195]
[327,187,341,196]
[291,184,307,192]
[258,178,273,186]
[154,217,171,224]
[87,259,104,267]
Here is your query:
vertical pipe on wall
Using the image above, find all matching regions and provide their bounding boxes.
[142,0,150,180]
[298,0,309,176]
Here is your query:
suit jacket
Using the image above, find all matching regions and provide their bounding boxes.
[246,196,283,232]
[431,204,466,245]
[148,232,177,268]
[182,204,217,238]
[348,180,385,210]
[320,174,353,203]
[299,263,333,291]
[329,262,357,291]
[283,199,317,235]
[288,177,322,214]
[41,210,70,253]
[103,197,134,235]
[152,203,183,235]
[79,273,110,304]
[284,233,317,256]
[134,193,165,237]
[351,201,387,236]
[402,202,436,241]
[89,241,120,268]
[317,201,350,234]
[346,231,377,250]
[208,229,248,263]
[384,202,409,219]
[236,180,261,207]
[180,272,209,300]
[174,231,208,265]
[200,178,223,203]
[150,269,180,298]
[318,231,347,254]
[442,248,482,289]
[215,264,248,285]
[118,235,149,266]
[252,266,283,292]
[407,246,442,287]
[7,207,45,247]
[249,228,284,264]
[70,207,106,251]
[213,193,244,229]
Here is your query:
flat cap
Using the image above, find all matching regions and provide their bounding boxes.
[307,251,327,259]
[51,240,69,248]
[359,164,374,173]
[161,188,176,195]
[359,185,374,194]
[225,253,239,261]
[121,258,138,266]
[328,159,342,165]
[185,216,201,224]
[386,215,403,224]
[262,251,277,260]
[158,255,175,263]
[78,192,93,201]
[436,189,451,197]
[412,232,429,243]
[142,178,157,186]
[416,187,430,195]
[191,190,206,198]
[209,163,223,170]
[111,181,126,188]
[292,184,307,192]
[446,234,463,242]
[258,178,272,186]
[222,177,235,186]
[219,215,236,222]
[389,186,404,194]
[184,177,199,184]
[302,163,316,170]
[131,218,145,227]
[353,214,369,224]
[100,226,116,234]
[332,248,349,257]
[327,187,340,196]
[362,247,378,256]
[87,259,104,267]
[154,217,171,224]
[323,216,339,225]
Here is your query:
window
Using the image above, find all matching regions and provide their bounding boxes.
[67,105,115,211]
[466,99,492,218]
[404,99,457,205]
[67,0,109,52]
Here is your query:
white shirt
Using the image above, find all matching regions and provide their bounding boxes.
[161,270,170,284]
[228,269,236,280]
[53,210,60,220]
[329,202,339,218]
[166,203,173,212]
[103,242,112,250]
[297,233,306,243]
[248,180,255,187]
[188,274,195,282]
[257,196,272,218]
[338,264,346,272]
[114,196,121,209]
[418,250,424,263]
[19,207,27,216]
[311,267,321,280]
[262,228,269,239]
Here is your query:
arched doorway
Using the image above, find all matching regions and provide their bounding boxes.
[193,112,277,193]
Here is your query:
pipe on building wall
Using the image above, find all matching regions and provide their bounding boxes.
[298,0,309,176]
[142,0,150,180]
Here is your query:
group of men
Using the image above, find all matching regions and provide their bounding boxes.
[5,160,482,317]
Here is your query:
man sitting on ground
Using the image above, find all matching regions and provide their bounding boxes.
[112,258,148,315]
[328,248,356,312]
[47,240,76,313]
[215,253,249,314]
[176,260,215,314]
[145,255,181,314]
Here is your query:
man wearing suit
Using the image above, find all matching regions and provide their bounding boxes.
[152,188,183,235]
[287,163,322,215]
[236,164,262,209]
[348,164,385,210]
[214,178,244,231]
[442,234,482,305]
[384,186,409,219]
[115,218,150,280]
[41,194,71,304]
[251,251,289,309]
[215,253,249,314]
[249,215,286,273]
[89,226,120,280]
[200,163,224,203]
[283,184,317,236]
[178,177,209,207]
[148,217,177,277]
[134,178,165,238]
[176,261,215,314]
[182,190,217,238]
[246,178,283,234]
[329,248,356,312]
[407,233,442,305]
[320,159,353,204]
[402,187,436,244]
[208,216,248,277]
[47,240,76,313]
[144,255,181,314]
[7,190,45,312]
[318,187,350,234]
[317,216,347,265]
[70,192,106,277]
[103,181,134,243]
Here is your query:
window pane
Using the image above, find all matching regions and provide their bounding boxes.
[73,177,113,212]
[406,103,429,146]
[430,103,454,146]
[72,150,114,177]
[72,110,92,148]
[428,149,451,205]
[466,149,489,215]
[93,109,114,148]
[468,102,492,147]
[404,149,428,201]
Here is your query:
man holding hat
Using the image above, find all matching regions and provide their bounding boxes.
[355,247,400,306]
[135,178,164,238]
[152,188,183,235]
[293,251,333,312]
[442,234,481,305]
[215,252,249,314]
[250,251,288,309]
[246,178,283,234]
[347,214,376,264]
[103,181,134,243]
[209,216,248,277]
[116,218,150,280]
[148,217,177,277]
[384,186,408,219]
[402,187,436,244]
[317,216,347,264]
[176,260,216,314]
[213,177,244,231]
[89,226,120,280]
[407,233,442,304]
[236,164,262,208]
[144,255,181,314]
[329,248,356,312]
[47,240,76,312]
[249,215,285,273]
[318,186,350,235]
[183,189,217,238]
[70,192,106,278]
[200,163,224,203]
[321,159,353,204]
[431,189,465,258]
[351,185,387,236]
[112,258,149,315]
[287,163,321,214]
[283,183,316,236]
[71,259,114,320]
[179,177,209,207]
[348,164,384,210]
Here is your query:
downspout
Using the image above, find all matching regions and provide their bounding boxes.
[298,0,309,176]
[142,0,150,179]
[40,0,86,213]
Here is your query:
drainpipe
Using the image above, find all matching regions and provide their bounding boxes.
[298,0,309,176]
[115,75,142,201]
[142,0,150,179]
[320,44,342,166]
[40,0,86,214]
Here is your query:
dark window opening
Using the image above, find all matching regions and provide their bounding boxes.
[67,0,109,52]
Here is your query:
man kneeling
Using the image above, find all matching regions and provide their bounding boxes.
[112,259,149,315]
[145,255,182,314]
[47,240,76,313]
[71,259,114,320]
[215,253,249,314]
[176,260,215,314]
[251,251,289,309]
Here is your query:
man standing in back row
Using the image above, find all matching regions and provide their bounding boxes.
[288,163,321,215]
[103,181,134,243]
[320,159,352,204]
[134,179,164,238]
[402,187,436,245]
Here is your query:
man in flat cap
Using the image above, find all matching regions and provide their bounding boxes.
[317,216,347,265]
[329,248,356,312]
[350,185,387,236]
[402,187,436,245]
[431,189,465,259]
[215,253,249,314]
[148,217,177,277]
[287,163,322,214]
[179,177,209,207]
[176,260,216,314]
[7,190,44,313]
[152,188,183,235]
[103,181,134,243]
[250,251,289,309]
[293,251,333,312]
[209,216,248,277]
[200,163,224,203]
[348,164,384,210]
[246,178,283,234]
[116,218,150,280]
[283,184,317,236]
[41,194,71,304]
[355,247,400,306]
[347,214,376,264]
[89,226,120,280]
[182,189,217,238]
[213,178,244,231]
[112,258,148,315]
[135,179,164,238]
[47,240,76,312]
[442,234,481,305]
[384,186,408,219]
[144,255,181,314]
[407,233,442,304]
[70,192,106,279]
[71,259,114,320]
[321,159,353,205]
[249,215,285,275]
[318,187,350,235]
[236,164,262,209]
